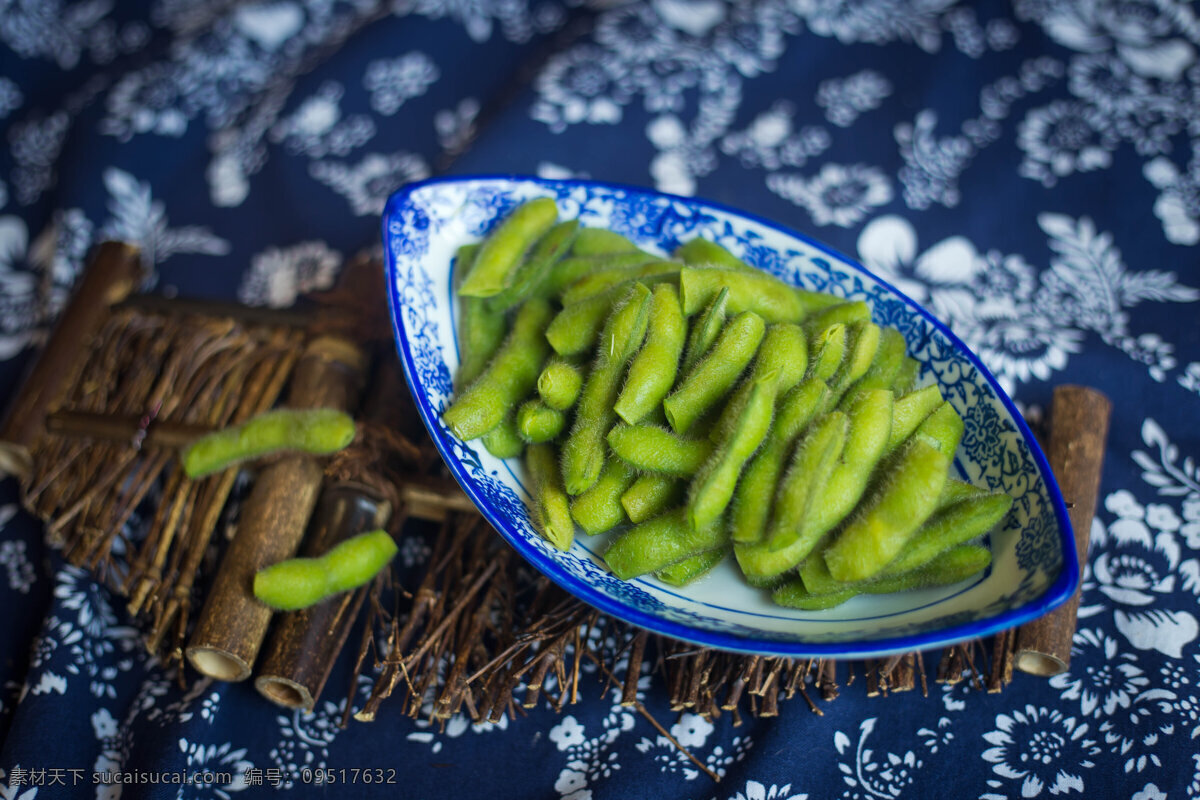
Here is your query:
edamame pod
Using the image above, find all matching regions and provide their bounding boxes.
[182,408,356,478]
[674,238,752,271]
[762,411,849,553]
[560,260,679,305]
[680,267,842,322]
[664,311,766,434]
[570,458,636,535]
[482,413,524,458]
[830,323,882,393]
[622,474,684,523]
[913,401,964,458]
[680,287,729,374]
[537,358,584,411]
[254,530,397,610]
[527,443,574,551]
[808,323,847,382]
[615,284,687,424]
[803,300,870,333]
[572,228,640,256]
[839,327,906,409]
[607,424,713,475]
[886,384,943,453]
[729,379,831,544]
[443,298,554,441]
[823,438,951,582]
[517,399,566,443]
[486,219,580,310]
[885,491,1012,576]
[892,357,920,394]
[454,244,509,385]
[459,197,559,297]
[655,545,729,586]
[546,276,675,356]
[561,284,652,494]
[603,509,727,580]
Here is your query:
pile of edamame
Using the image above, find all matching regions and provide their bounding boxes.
[443,198,1014,610]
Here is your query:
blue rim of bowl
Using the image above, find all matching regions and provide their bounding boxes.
[382,173,1079,659]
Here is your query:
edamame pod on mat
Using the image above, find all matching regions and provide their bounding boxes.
[561,283,652,494]
[182,408,356,478]
[526,443,574,551]
[458,197,559,297]
[614,284,687,425]
[254,530,397,610]
[443,298,554,441]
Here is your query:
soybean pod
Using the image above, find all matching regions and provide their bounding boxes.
[663,311,766,434]
[680,267,842,322]
[458,197,559,297]
[527,443,574,551]
[572,228,640,256]
[655,545,730,586]
[674,238,753,271]
[607,424,713,475]
[622,474,685,524]
[680,287,730,374]
[761,411,849,554]
[443,298,554,441]
[614,284,687,424]
[486,219,580,310]
[570,458,637,535]
[560,283,652,494]
[254,530,397,610]
[482,413,524,458]
[182,408,356,479]
[560,260,679,305]
[455,244,508,386]
[516,400,566,443]
[537,358,584,411]
[603,509,727,580]
[886,384,943,453]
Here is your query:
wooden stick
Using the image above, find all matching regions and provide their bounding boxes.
[0,242,142,478]
[185,335,366,681]
[1014,385,1111,676]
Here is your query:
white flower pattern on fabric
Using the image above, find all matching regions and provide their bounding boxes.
[363,52,439,116]
[238,241,342,308]
[269,82,375,159]
[1017,100,1116,186]
[722,780,808,800]
[816,70,892,128]
[177,739,252,798]
[309,151,430,216]
[767,163,893,227]
[980,705,1099,799]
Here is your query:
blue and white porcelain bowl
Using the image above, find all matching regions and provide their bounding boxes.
[382,174,1077,659]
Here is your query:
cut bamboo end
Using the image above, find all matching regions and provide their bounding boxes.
[1013,650,1067,677]
[254,676,314,710]
[188,646,252,682]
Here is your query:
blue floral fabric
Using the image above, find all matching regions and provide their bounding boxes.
[2,1,1199,798]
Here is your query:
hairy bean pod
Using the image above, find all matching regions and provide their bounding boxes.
[254,530,397,610]
[458,197,559,297]
[614,284,687,424]
[182,408,356,479]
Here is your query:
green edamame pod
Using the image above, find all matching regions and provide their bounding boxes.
[823,438,951,582]
[674,238,752,271]
[886,384,943,453]
[832,323,881,390]
[763,411,849,553]
[802,300,870,333]
[808,323,847,382]
[622,474,684,523]
[570,458,636,535]
[680,287,730,374]
[482,413,524,458]
[655,545,729,586]
[939,477,987,505]
[603,509,727,580]
[607,424,713,475]
[543,255,639,298]
[840,327,906,409]
[572,228,640,256]
[443,298,554,441]
[913,401,964,458]
[486,219,580,310]
[561,284,652,494]
[537,359,584,411]
[679,267,842,322]
[664,311,766,434]
[771,581,858,610]
[615,284,687,424]
[687,376,777,530]
[458,197,558,297]
[546,276,675,357]
[452,243,481,290]
[892,357,920,395]
[560,260,679,305]
[527,443,574,551]
[885,491,1012,576]
[254,530,397,610]
[729,379,831,544]
[182,408,356,479]
[516,399,566,443]
[455,243,510,386]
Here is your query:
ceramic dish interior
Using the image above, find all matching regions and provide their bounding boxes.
[382,174,1077,659]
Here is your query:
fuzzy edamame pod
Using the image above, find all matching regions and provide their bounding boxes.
[607,424,713,475]
[615,284,687,424]
[840,327,906,408]
[458,197,559,297]
[560,260,679,305]
[571,228,640,256]
[486,219,580,310]
[892,357,920,395]
[443,298,554,441]
[803,300,871,333]
[546,276,675,357]
[603,509,727,580]
[621,474,684,523]
[674,238,752,271]
[254,530,397,610]
[823,438,952,582]
[680,287,729,374]
[516,400,566,443]
[663,311,766,434]
[182,408,356,478]
[808,323,847,382]
[482,414,524,458]
[570,459,637,535]
[886,384,943,453]
[454,244,509,386]
[762,411,849,553]
[679,267,842,322]
[526,443,574,551]
[542,255,638,298]
[537,359,584,411]
[885,491,1012,576]
[655,545,730,586]
[561,284,652,494]
[827,323,881,398]
[729,379,831,543]
[913,401,964,458]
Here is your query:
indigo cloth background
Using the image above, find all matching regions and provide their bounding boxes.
[2,0,1200,798]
